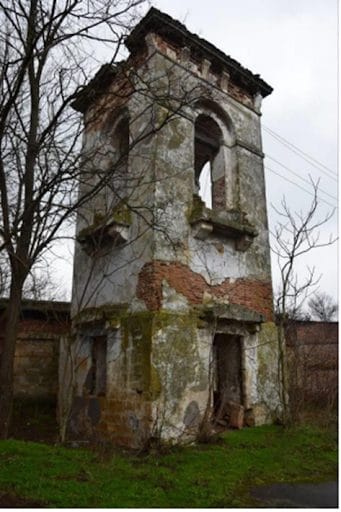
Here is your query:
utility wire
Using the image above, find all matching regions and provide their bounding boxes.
[265,154,338,202]
[263,124,337,176]
[263,125,337,182]
[199,160,337,209]
[265,166,337,209]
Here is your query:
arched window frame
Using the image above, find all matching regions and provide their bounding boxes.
[77,109,131,254]
[193,101,237,211]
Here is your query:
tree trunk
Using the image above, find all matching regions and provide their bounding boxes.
[0,277,24,438]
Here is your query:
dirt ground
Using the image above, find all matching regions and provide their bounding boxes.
[9,398,58,443]
[0,492,45,508]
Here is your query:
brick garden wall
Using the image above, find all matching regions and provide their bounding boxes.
[0,301,70,399]
[285,321,338,406]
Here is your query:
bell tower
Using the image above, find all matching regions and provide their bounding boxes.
[62,8,281,447]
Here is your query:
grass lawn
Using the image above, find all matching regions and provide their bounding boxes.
[0,424,337,507]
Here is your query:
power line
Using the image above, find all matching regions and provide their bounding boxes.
[265,166,337,209]
[263,125,337,182]
[265,154,338,203]
[263,125,337,176]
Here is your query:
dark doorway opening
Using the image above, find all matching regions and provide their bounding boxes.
[213,334,242,423]
[87,335,107,396]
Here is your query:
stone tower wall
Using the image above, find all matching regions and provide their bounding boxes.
[65,11,281,447]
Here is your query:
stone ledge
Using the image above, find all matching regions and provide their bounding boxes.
[77,202,131,255]
[197,303,265,324]
[189,195,258,251]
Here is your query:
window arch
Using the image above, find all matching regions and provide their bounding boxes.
[93,110,130,218]
[194,102,237,211]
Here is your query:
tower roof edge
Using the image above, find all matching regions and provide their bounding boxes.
[125,7,273,98]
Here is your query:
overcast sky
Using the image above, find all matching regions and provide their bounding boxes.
[53,0,338,305]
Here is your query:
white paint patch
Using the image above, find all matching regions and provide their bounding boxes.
[161,280,189,311]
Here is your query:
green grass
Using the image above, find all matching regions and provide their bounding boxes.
[0,424,337,507]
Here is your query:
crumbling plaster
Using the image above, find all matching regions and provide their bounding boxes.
[65,9,281,447]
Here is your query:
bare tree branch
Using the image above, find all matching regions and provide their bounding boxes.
[271,178,337,423]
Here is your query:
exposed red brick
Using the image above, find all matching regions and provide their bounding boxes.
[84,50,147,134]
[136,261,274,321]
[153,35,254,110]
[286,321,338,346]
[228,81,254,108]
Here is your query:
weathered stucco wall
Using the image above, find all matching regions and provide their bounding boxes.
[66,9,281,447]
[71,37,273,316]
[60,310,153,447]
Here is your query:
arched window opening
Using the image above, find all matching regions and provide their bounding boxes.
[195,114,222,209]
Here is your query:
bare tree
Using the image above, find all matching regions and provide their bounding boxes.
[271,179,337,422]
[0,0,149,438]
[308,292,338,322]
[0,252,67,301]
[0,0,206,438]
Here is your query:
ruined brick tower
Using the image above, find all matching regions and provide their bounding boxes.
[61,8,281,447]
